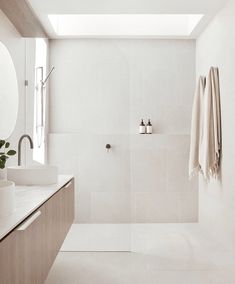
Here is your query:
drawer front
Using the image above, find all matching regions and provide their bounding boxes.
[44,179,74,267]
[17,207,47,284]
[0,207,46,284]
[0,179,75,284]
[63,179,75,233]
[0,231,19,284]
[44,179,75,280]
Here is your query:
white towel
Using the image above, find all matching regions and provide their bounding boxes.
[189,76,206,178]
[200,67,222,180]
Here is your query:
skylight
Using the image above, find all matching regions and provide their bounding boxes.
[48,14,204,37]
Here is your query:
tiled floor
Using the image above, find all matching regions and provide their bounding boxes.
[45,224,235,284]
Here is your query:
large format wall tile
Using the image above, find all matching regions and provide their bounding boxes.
[166,135,198,193]
[75,134,130,193]
[130,135,167,192]
[50,40,130,135]
[75,191,91,223]
[179,191,198,222]
[129,40,195,135]
[49,133,130,223]
[49,133,130,193]
[163,106,192,134]
[130,135,198,223]
[132,192,180,223]
[91,192,131,223]
[49,39,198,223]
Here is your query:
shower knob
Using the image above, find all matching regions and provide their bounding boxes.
[106,144,111,150]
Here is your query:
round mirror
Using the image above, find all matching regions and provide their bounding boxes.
[0,41,18,139]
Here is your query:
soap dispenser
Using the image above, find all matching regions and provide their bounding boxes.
[139,119,146,134]
[146,119,153,134]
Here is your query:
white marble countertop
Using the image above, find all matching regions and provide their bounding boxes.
[0,175,73,241]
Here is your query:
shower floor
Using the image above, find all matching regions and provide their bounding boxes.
[61,224,131,251]
[46,224,235,283]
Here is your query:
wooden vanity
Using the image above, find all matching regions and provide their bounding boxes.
[0,176,74,284]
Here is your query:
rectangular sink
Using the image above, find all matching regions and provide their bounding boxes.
[7,166,58,185]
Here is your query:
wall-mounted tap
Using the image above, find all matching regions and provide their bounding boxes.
[106,144,111,152]
[18,135,34,166]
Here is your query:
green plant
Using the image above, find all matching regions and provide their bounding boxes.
[0,140,16,169]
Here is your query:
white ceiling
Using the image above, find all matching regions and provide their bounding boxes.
[27,0,229,38]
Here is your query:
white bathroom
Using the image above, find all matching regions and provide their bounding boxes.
[0,0,235,283]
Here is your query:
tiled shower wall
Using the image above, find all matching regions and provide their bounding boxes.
[49,39,198,223]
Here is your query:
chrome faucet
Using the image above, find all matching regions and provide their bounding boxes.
[18,135,34,166]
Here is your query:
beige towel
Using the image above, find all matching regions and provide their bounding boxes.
[189,76,206,178]
[200,67,222,180]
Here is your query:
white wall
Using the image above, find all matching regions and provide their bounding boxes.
[0,9,26,166]
[49,39,198,223]
[0,9,49,169]
[196,0,235,247]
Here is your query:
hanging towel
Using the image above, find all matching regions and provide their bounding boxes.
[200,67,222,180]
[189,76,206,178]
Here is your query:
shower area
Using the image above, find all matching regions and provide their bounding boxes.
[48,39,198,251]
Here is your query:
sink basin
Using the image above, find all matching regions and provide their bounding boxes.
[7,166,58,185]
[0,180,15,216]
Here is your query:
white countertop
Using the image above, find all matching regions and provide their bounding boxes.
[0,175,73,241]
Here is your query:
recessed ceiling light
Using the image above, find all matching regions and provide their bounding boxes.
[48,14,204,37]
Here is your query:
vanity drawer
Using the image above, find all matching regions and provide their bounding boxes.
[44,179,75,270]
[17,207,47,284]
[0,207,46,284]
[0,179,75,284]
[0,229,19,283]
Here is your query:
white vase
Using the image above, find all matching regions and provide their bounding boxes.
[0,169,7,180]
[0,180,15,217]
